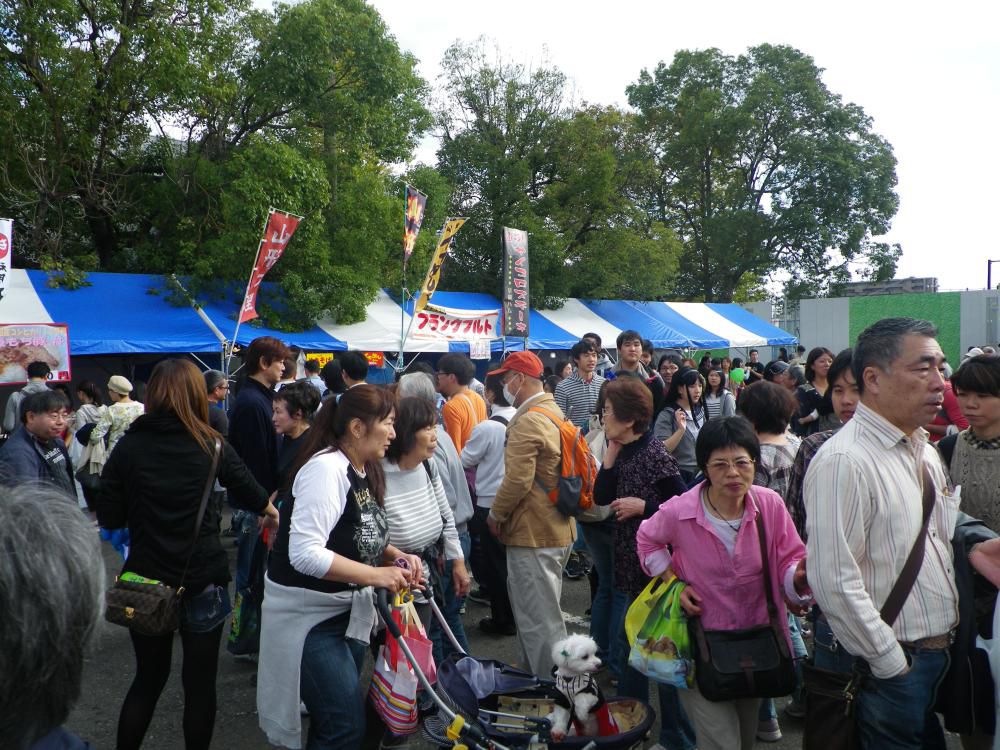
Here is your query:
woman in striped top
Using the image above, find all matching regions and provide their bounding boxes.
[382,397,471,620]
[703,369,736,421]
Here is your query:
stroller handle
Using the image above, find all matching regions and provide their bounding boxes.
[375,588,403,640]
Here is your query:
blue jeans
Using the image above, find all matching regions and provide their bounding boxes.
[579,521,614,667]
[180,585,232,634]
[300,614,368,749]
[232,510,258,593]
[431,531,471,663]
[812,614,857,674]
[758,612,809,721]
[615,589,696,750]
[856,646,949,750]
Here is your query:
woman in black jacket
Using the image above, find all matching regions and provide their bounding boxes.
[98,359,278,750]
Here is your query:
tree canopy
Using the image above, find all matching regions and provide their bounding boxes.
[2,11,900,329]
[626,44,900,301]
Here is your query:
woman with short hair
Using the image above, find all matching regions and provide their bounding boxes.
[595,377,694,750]
[637,417,811,750]
[943,354,1000,532]
[272,380,321,486]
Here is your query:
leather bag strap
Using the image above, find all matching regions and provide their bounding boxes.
[878,463,936,626]
[177,438,222,590]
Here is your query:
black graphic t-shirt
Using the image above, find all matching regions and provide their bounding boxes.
[269,462,389,594]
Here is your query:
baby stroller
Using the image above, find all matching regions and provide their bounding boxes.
[375,589,655,750]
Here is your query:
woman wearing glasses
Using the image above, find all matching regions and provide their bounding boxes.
[636,417,811,750]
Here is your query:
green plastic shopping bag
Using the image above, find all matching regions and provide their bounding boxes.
[625,576,694,688]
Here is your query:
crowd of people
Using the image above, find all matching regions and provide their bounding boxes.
[3,321,1000,750]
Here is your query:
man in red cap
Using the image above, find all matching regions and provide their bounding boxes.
[486,351,576,675]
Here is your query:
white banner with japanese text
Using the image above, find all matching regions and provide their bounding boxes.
[410,304,500,342]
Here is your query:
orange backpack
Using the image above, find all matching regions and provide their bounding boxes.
[528,406,598,517]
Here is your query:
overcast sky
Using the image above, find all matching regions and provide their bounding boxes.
[368,0,1000,292]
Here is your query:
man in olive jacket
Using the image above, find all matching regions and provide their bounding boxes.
[487,351,576,675]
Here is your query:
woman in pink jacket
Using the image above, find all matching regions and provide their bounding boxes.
[636,416,811,750]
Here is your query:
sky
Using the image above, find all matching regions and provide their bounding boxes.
[368,0,1000,292]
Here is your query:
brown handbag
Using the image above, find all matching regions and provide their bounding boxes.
[802,463,936,750]
[104,439,221,636]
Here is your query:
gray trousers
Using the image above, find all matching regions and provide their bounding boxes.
[506,544,572,676]
[678,684,758,750]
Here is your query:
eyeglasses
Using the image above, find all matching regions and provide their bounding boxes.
[706,457,755,472]
[45,411,70,422]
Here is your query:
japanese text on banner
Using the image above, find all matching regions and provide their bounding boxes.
[0,218,12,303]
[239,209,301,323]
[411,305,499,342]
[0,323,72,385]
[502,227,530,337]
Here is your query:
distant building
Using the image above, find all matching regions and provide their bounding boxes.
[837,277,939,297]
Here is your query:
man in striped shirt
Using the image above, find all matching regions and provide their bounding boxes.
[554,339,605,433]
[804,317,959,749]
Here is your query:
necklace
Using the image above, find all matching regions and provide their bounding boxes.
[703,488,742,532]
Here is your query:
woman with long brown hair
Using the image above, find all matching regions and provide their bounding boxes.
[97,359,279,750]
[257,384,424,750]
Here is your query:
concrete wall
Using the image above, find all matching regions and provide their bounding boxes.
[798,297,851,354]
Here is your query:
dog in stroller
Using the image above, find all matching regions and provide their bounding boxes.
[547,635,618,741]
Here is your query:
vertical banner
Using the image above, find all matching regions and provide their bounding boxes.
[402,185,427,266]
[0,218,12,302]
[502,227,530,337]
[239,208,302,324]
[413,218,467,313]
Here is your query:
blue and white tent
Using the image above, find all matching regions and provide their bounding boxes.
[1,270,795,355]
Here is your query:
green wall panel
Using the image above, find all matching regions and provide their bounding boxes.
[848,293,961,365]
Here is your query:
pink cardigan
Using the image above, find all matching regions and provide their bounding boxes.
[637,482,807,641]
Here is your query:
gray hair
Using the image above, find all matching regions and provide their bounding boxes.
[397,372,437,404]
[853,317,938,394]
[0,484,105,748]
[204,369,227,393]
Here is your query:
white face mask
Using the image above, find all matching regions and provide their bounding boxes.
[503,374,522,406]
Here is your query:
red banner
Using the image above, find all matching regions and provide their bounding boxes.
[239,209,301,323]
[403,185,427,263]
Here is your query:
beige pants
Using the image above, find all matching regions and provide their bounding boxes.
[678,684,758,750]
[506,544,571,676]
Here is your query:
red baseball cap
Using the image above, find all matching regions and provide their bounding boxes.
[487,351,544,379]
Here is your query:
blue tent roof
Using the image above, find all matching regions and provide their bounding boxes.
[21,271,221,355]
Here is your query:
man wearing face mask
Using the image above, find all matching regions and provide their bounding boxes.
[486,351,576,676]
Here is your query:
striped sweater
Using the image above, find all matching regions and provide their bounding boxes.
[381,459,463,560]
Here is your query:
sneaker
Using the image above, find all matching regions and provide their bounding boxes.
[563,552,585,580]
[757,717,782,742]
[467,588,490,605]
[479,617,516,636]
[784,696,806,719]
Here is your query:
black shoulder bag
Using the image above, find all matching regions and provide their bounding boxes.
[802,464,936,750]
[689,492,797,701]
[105,438,222,636]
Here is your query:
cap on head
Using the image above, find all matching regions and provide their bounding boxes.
[107,375,133,395]
[765,361,790,378]
[487,351,544,379]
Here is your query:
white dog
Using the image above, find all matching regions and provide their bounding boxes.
[546,634,618,741]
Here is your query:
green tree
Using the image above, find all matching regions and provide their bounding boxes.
[434,38,567,304]
[626,44,900,301]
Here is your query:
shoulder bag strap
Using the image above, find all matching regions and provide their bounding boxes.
[751,496,787,653]
[878,462,936,626]
[177,438,222,592]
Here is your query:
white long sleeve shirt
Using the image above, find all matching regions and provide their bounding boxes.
[804,402,959,679]
[461,406,516,508]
